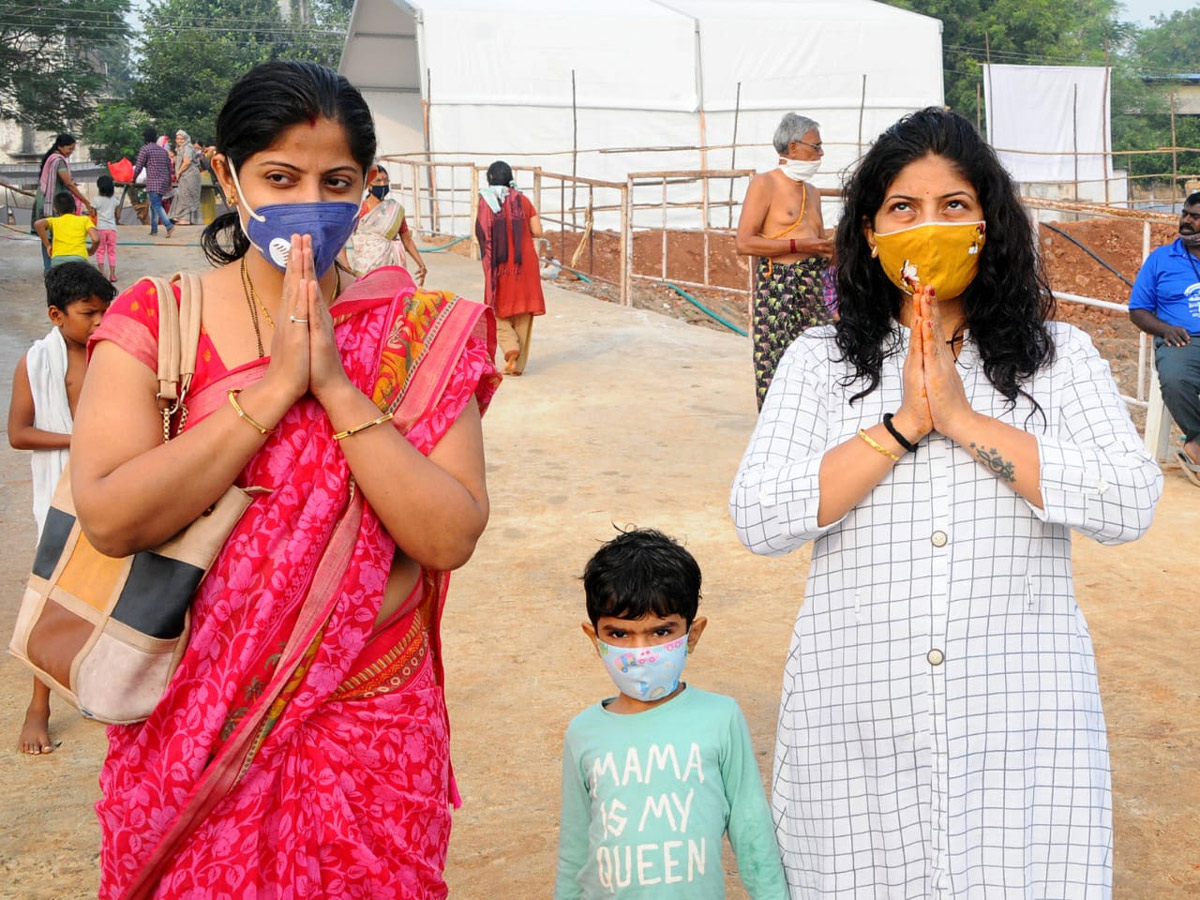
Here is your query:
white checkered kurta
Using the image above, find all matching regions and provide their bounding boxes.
[730,322,1162,899]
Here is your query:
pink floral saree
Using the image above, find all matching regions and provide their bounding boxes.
[89,266,498,900]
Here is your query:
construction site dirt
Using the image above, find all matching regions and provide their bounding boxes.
[532,217,1181,434]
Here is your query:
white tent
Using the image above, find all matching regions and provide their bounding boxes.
[340,0,944,230]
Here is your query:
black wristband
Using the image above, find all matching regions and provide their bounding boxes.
[882,413,918,454]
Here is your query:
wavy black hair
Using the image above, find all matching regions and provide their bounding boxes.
[834,107,1055,408]
[201,61,376,267]
[44,261,116,311]
[582,528,701,629]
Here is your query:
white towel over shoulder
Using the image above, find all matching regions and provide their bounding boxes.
[25,327,72,537]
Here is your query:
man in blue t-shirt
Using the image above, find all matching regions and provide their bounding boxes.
[1129,191,1200,485]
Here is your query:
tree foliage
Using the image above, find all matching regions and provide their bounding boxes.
[0,0,132,128]
[1118,8,1200,181]
[131,0,350,140]
[84,100,153,163]
[883,0,1125,126]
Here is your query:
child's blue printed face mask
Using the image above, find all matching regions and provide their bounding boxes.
[597,634,688,702]
[228,162,361,278]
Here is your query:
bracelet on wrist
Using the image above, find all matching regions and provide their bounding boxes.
[882,413,918,454]
[227,389,273,436]
[857,428,900,463]
[333,411,394,441]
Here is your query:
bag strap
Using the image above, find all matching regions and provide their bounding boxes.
[139,272,204,442]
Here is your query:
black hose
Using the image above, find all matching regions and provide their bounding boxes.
[1041,221,1133,287]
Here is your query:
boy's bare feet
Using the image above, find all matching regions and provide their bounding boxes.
[18,703,53,755]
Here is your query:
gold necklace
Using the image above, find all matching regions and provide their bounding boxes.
[240,257,265,358]
[242,260,276,328]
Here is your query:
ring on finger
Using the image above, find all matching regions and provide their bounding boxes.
[289,315,310,324]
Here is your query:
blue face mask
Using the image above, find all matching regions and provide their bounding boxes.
[597,634,689,702]
[228,163,361,278]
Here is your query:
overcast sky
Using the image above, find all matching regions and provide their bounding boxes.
[1117,0,1194,25]
[126,1,1197,28]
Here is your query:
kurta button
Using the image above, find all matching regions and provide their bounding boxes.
[931,530,948,547]
[927,648,945,666]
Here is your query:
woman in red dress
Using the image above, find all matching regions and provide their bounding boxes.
[475,160,546,375]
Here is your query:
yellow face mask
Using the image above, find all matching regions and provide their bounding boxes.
[871,220,986,299]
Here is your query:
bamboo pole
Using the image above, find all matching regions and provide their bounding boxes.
[661,176,669,281]
[1102,44,1111,206]
[1170,91,1179,193]
[1073,84,1080,206]
[728,81,741,229]
[857,74,867,158]
[468,166,479,260]
[984,32,993,140]
[620,179,632,306]
[702,173,710,286]
[411,161,422,234]
[571,70,579,236]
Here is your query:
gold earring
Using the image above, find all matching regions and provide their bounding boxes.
[869,244,879,258]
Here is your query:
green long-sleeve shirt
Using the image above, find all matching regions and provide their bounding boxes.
[554,685,788,900]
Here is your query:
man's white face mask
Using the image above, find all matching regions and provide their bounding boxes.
[779,158,820,182]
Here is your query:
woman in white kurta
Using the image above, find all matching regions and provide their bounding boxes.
[730,108,1162,899]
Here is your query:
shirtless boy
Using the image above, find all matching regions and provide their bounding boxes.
[736,112,834,408]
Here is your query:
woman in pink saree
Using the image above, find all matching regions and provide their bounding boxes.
[70,62,498,900]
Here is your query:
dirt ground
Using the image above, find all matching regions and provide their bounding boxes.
[0,224,1197,899]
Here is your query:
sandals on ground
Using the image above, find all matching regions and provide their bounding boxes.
[1176,449,1200,487]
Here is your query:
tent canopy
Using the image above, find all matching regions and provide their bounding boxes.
[342,0,943,166]
[340,0,944,230]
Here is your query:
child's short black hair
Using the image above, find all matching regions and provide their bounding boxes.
[583,528,701,628]
[97,174,114,197]
[52,191,75,215]
[44,261,117,311]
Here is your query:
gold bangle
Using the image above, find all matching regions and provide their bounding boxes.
[227,389,273,435]
[333,411,394,441]
[857,428,900,462]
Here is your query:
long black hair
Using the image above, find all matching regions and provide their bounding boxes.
[201,61,377,266]
[834,107,1055,406]
[40,132,76,169]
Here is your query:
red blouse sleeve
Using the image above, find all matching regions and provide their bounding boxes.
[88,278,168,370]
[88,277,228,385]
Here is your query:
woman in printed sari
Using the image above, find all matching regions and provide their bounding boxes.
[171,129,202,225]
[70,61,498,900]
[33,133,93,272]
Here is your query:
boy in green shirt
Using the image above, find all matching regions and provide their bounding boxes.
[554,529,787,900]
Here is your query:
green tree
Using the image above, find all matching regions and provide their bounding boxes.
[882,0,1126,129]
[84,100,153,163]
[0,0,132,128]
[1117,9,1200,183]
[131,0,349,138]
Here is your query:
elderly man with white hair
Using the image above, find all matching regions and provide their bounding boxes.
[736,112,834,409]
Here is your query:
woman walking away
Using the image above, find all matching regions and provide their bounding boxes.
[475,160,545,375]
[730,107,1162,898]
[171,129,202,225]
[72,61,498,900]
[33,133,93,272]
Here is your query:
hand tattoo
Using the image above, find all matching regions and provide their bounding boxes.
[969,442,1016,483]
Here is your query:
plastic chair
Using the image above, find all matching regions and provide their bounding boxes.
[1143,361,1176,462]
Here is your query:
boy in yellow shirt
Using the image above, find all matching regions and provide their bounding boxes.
[34,191,98,267]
